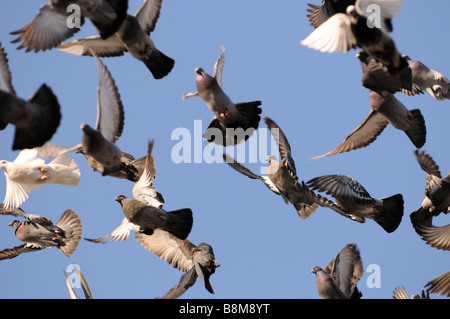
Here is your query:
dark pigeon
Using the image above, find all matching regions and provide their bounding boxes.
[306,0,356,28]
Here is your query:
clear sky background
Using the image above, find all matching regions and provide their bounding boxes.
[0,0,449,299]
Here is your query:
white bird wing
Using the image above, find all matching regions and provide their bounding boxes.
[85,217,138,243]
[93,53,124,143]
[357,0,405,20]
[300,13,356,53]
[58,35,127,57]
[3,174,40,209]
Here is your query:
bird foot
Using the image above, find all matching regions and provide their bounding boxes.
[220,111,231,119]
[430,205,436,212]
[214,260,221,268]
[52,237,61,242]
[40,176,49,181]
[39,167,48,173]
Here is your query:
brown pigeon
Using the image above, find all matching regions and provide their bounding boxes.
[410,150,450,251]
[0,205,83,260]
[10,0,129,52]
[307,174,404,233]
[310,243,363,299]
[182,45,262,146]
[58,0,174,79]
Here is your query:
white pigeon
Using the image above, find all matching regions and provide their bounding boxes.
[0,144,81,209]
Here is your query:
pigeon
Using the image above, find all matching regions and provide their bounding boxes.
[182,45,262,146]
[310,90,426,160]
[306,0,356,28]
[58,0,174,79]
[0,206,82,260]
[63,264,93,299]
[392,285,429,299]
[310,243,363,299]
[301,0,408,74]
[0,144,81,209]
[223,117,319,220]
[424,271,450,298]
[307,174,404,233]
[135,230,219,298]
[10,0,129,52]
[0,42,61,150]
[410,150,450,251]
[403,55,450,101]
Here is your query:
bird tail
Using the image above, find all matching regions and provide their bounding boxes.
[164,208,193,240]
[55,209,83,257]
[13,84,62,150]
[143,49,175,79]
[48,152,81,186]
[373,194,404,233]
[235,101,263,131]
[404,109,426,148]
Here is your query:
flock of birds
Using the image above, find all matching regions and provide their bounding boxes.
[0,0,449,299]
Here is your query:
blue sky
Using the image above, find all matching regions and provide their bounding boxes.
[0,0,449,299]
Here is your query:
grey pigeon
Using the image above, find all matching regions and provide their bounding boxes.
[307,174,404,233]
[182,45,262,146]
[0,43,61,150]
[301,0,408,74]
[58,0,174,79]
[392,285,429,299]
[306,0,356,28]
[85,140,168,244]
[310,243,363,299]
[63,264,93,299]
[135,230,219,298]
[10,0,129,52]
[0,206,83,260]
[410,150,450,251]
[403,55,450,101]
[310,90,426,159]
[425,271,450,298]
[223,117,319,220]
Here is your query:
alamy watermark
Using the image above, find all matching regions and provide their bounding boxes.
[66,4,82,29]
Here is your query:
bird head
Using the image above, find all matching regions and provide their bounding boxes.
[114,194,127,206]
[310,266,322,274]
[8,220,20,232]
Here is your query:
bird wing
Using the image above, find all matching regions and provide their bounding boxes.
[310,110,389,160]
[157,267,198,299]
[0,243,43,260]
[414,150,443,197]
[307,174,376,205]
[3,174,40,210]
[10,2,83,52]
[212,45,226,89]
[134,229,196,272]
[425,271,450,297]
[84,217,138,243]
[0,204,52,225]
[134,0,162,34]
[264,117,297,179]
[58,35,127,57]
[300,13,356,53]
[0,44,15,94]
[414,223,450,252]
[93,53,124,143]
[132,140,164,207]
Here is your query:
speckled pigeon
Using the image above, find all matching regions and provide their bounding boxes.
[11,0,129,52]
[0,206,83,260]
[182,45,262,146]
[135,230,219,298]
[307,174,404,233]
[58,0,174,79]
[0,144,81,209]
[410,150,450,251]
[0,43,61,150]
[403,55,450,101]
[310,90,426,160]
[301,0,408,74]
[310,243,363,299]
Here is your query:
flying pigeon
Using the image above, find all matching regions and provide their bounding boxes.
[58,0,174,79]
[410,150,450,251]
[392,285,429,299]
[63,264,93,299]
[310,243,363,299]
[306,0,356,28]
[403,55,450,101]
[0,144,81,209]
[0,206,82,260]
[10,0,129,52]
[182,45,262,146]
[301,0,408,74]
[310,90,426,160]
[223,117,319,220]
[135,230,219,298]
[307,174,404,233]
[0,43,61,150]
[424,271,450,298]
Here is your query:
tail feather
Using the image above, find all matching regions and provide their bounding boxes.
[235,101,262,131]
[143,50,175,79]
[56,209,83,257]
[404,109,426,148]
[164,208,193,240]
[374,194,404,233]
